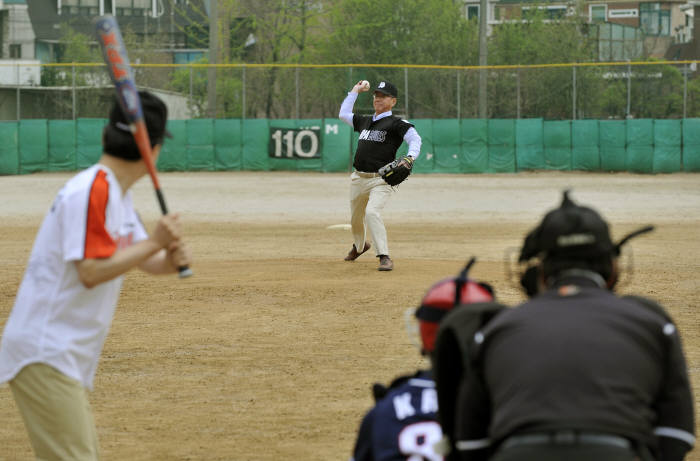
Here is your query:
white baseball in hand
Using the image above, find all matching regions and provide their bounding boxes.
[360,80,370,90]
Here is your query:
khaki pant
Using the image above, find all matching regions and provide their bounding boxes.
[350,171,395,257]
[9,363,99,461]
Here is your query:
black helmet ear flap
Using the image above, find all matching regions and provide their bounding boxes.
[519,264,540,298]
[518,225,542,263]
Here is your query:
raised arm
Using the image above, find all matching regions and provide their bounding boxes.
[339,81,370,127]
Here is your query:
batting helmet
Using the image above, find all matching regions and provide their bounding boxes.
[415,258,494,353]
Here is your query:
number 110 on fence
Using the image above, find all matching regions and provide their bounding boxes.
[269,127,321,159]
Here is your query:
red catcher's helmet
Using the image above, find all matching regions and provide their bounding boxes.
[415,258,494,353]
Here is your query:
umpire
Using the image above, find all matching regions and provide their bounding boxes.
[453,191,695,461]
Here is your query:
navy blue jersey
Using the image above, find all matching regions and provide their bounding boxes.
[352,370,443,461]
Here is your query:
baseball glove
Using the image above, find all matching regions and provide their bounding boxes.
[379,156,413,186]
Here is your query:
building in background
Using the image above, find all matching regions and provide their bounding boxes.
[460,0,693,60]
[0,0,36,59]
[3,0,208,64]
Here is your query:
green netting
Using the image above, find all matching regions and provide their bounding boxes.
[159,120,187,171]
[186,119,214,171]
[19,120,48,174]
[488,119,516,172]
[625,119,653,173]
[543,121,571,170]
[461,119,488,173]
[515,119,544,171]
[0,122,19,175]
[48,120,76,171]
[411,119,434,173]
[572,120,600,171]
[682,119,700,172]
[321,120,352,172]
[77,119,106,169]
[432,119,462,173]
[242,119,270,171]
[653,120,681,173]
[5,118,700,175]
[599,121,626,171]
[214,119,242,171]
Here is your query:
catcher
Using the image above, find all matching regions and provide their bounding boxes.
[338,79,422,271]
[351,258,499,461]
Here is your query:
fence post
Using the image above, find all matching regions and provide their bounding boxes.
[626,61,631,118]
[242,65,246,120]
[72,64,76,120]
[572,65,576,120]
[16,63,20,121]
[189,64,193,112]
[683,63,688,119]
[516,67,521,119]
[456,69,461,119]
[404,67,409,118]
[295,66,300,119]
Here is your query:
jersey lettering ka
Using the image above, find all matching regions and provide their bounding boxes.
[0,165,147,390]
[352,370,444,461]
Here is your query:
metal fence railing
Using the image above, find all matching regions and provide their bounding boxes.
[1,61,699,121]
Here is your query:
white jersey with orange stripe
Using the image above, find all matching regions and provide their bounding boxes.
[0,164,147,390]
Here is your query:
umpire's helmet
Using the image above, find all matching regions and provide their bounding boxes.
[519,190,615,263]
[415,258,494,353]
[518,190,654,295]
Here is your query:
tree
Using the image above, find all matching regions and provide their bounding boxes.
[320,0,478,118]
[487,8,598,118]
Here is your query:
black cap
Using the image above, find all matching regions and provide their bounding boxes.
[374,80,398,98]
[108,90,172,148]
[519,190,615,262]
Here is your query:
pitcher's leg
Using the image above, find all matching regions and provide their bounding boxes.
[350,175,370,251]
[365,181,394,256]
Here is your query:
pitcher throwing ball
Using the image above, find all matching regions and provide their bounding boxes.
[338,80,422,271]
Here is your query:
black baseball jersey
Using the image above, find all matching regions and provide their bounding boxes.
[351,370,444,461]
[352,114,414,173]
[455,276,695,461]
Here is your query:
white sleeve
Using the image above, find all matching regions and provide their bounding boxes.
[339,92,358,127]
[403,127,422,159]
[59,188,89,262]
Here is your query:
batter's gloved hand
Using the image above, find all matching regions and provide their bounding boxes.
[379,156,413,186]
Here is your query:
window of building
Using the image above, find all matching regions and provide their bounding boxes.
[522,5,567,20]
[590,4,607,23]
[640,3,670,36]
[10,44,21,58]
[467,4,479,20]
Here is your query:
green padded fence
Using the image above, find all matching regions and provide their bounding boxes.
[1,118,699,175]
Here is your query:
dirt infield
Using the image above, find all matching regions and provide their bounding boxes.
[0,171,699,461]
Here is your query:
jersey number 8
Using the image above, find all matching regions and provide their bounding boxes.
[398,421,443,461]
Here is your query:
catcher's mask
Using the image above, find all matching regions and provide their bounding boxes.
[517,190,654,297]
[414,258,494,354]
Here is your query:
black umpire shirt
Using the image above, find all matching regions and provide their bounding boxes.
[455,275,695,461]
[352,114,413,173]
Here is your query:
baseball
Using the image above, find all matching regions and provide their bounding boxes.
[360,80,370,90]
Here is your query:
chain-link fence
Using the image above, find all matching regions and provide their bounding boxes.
[1,61,699,121]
